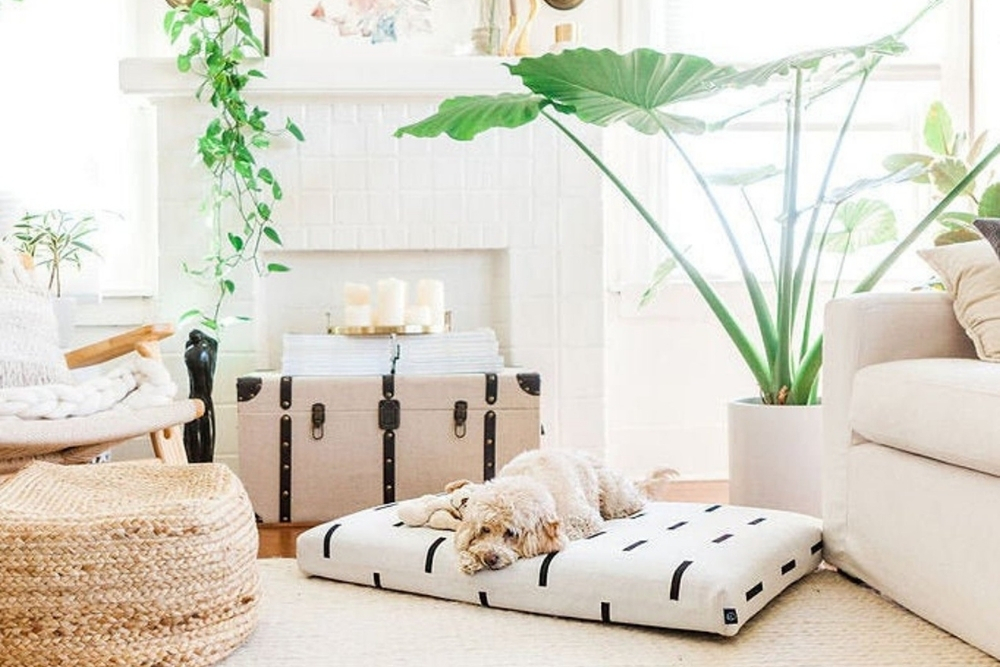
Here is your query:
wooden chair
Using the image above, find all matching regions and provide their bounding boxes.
[0,255,202,473]
[64,324,197,465]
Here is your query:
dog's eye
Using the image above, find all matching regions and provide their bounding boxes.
[503,528,517,540]
[480,527,491,535]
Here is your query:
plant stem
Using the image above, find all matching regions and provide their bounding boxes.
[790,140,1000,405]
[541,108,774,391]
[774,68,804,403]
[657,118,780,374]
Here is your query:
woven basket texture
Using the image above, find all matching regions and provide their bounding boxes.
[0,461,260,667]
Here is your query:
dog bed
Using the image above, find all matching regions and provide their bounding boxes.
[296,501,822,636]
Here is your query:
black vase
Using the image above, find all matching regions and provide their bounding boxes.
[183,329,217,463]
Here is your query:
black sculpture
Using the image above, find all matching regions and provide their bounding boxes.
[183,329,217,463]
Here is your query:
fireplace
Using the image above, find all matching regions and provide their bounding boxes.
[122,57,610,470]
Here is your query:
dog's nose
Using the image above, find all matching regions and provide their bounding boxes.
[484,553,501,569]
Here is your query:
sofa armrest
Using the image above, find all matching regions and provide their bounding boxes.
[822,291,974,564]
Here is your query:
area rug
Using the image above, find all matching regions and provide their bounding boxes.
[221,559,997,666]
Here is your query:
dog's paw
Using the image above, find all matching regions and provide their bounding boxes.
[458,551,482,575]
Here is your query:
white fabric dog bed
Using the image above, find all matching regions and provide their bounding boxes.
[297,501,822,636]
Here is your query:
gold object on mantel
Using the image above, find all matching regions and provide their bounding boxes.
[328,324,448,336]
[165,0,195,7]
[326,311,453,336]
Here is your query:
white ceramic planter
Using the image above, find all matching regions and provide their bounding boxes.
[727,398,822,517]
[51,296,76,349]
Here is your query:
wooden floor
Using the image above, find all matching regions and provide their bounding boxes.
[257,479,728,558]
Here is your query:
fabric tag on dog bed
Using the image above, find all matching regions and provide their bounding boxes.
[296,501,822,636]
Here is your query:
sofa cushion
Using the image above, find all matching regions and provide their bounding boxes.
[851,357,1000,476]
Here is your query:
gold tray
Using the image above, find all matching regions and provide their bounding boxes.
[327,324,448,336]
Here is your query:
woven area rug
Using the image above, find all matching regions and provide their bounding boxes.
[222,559,997,666]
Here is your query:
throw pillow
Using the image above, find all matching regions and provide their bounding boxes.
[0,243,72,388]
[917,239,1000,361]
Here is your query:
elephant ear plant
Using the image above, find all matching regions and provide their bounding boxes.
[396,0,1000,406]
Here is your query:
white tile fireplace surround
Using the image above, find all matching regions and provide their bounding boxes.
[121,58,610,471]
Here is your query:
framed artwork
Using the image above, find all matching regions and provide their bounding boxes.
[270,0,479,58]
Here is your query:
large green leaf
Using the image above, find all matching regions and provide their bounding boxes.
[717,35,906,91]
[395,93,546,141]
[821,199,897,253]
[706,165,781,187]
[507,49,733,135]
[882,153,932,184]
[825,163,925,205]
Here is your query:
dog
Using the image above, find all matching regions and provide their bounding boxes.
[449,449,647,575]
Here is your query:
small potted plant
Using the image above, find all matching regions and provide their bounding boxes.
[6,209,100,345]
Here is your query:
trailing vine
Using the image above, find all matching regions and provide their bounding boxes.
[165,0,304,337]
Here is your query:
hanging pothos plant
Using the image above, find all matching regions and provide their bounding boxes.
[165,0,304,337]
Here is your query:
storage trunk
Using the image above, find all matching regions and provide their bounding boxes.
[237,371,541,523]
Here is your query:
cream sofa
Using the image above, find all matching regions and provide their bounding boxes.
[823,290,1000,659]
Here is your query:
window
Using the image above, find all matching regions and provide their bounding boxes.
[611,0,971,290]
[0,0,155,295]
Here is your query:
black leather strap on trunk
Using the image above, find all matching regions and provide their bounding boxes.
[279,414,292,522]
[484,410,496,480]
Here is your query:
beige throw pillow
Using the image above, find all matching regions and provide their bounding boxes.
[918,240,1000,361]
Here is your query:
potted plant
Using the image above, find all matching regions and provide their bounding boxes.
[885,100,1000,246]
[164,0,304,463]
[394,1,1000,514]
[6,209,100,346]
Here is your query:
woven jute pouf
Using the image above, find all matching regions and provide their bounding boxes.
[0,461,260,667]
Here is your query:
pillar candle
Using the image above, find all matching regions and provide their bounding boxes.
[344,304,372,327]
[376,278,407,327]
[404,305,432,327]
[343,282,371,306]
[416,279,445,328]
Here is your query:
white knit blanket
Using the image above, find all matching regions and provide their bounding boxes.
[0,357,178,420]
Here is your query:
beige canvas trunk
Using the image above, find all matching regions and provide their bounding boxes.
[237,371,541,523]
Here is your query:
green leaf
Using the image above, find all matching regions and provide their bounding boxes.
[267,262,291,273]
[263,226,282,245]
[937,211,975,230]
[639,253,683,307]
[924,101,954,156]
[979,183,1000,217]
[251,134,270,149]
[256,202,272,220]
[717,34,906,90]
[247,69,265,78]
[509,49,731,135]
[395,93,547,141]
[190,1,214,18]
[881,153,932,184]
[177,54,192,73]
[272,181,283,200]
[826,163,926,204]
[934,228,981,245]
[929,158,971,196]
[223,279,236,294]
[178,308,203,325]
[705,165,781,187]
[821,199,897,253]
[258,167,274,184]
[228,233,244,252]
[286,119,305,142]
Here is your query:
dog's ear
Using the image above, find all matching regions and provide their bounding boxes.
[538,518,566,553]
[444,479,473,493]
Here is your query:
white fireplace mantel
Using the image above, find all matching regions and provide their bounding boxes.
[119,56,525,98]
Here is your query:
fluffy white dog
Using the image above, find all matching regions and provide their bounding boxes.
[450,449,646,575]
